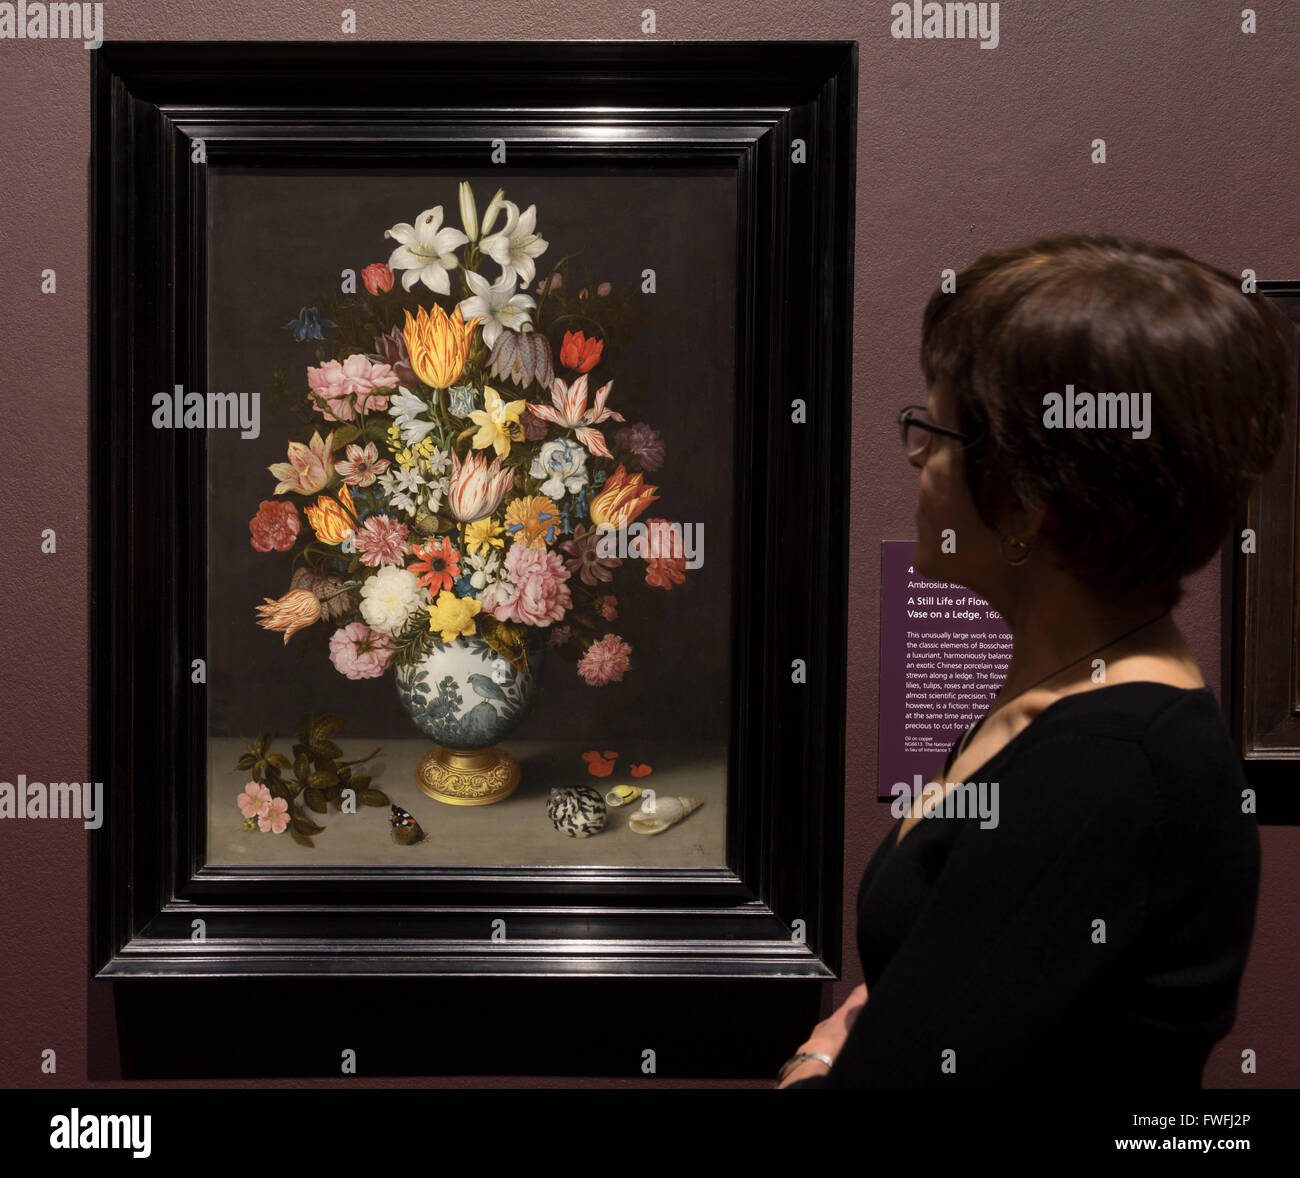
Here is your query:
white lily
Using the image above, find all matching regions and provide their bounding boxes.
[384,206,469,294]
[479,187,507,237]
[458,269,537,350]
[458,181,479,243]
[387,386,439,444]
[479,199,549,288]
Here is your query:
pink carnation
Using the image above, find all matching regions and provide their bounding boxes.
[354,515,409,567]
[307,353,399,423]
[481,543,572,626]
[576,633,632,686]
[249,500,300,552]
[329,621,396,679]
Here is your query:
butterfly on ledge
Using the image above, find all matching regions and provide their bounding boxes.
[390,804,427,846]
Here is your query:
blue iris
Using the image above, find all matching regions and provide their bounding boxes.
[284,306,336,342]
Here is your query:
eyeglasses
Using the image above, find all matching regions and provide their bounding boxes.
[897,404,979,461]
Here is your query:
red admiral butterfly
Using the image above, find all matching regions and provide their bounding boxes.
[390,803,426,845]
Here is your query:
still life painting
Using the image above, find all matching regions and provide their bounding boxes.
[204,170,736,869]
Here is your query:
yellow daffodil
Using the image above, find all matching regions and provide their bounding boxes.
[427,589,481,643]
[403,304,482,389]
[467,385,527,458]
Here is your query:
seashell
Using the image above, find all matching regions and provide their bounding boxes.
[547,786,607,838]
[604,784,643,807]
[628,796,703,835]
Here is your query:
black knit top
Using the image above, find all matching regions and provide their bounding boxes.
[787,682,1259,1088]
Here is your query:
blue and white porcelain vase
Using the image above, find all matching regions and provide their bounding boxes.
[394,628,548,805]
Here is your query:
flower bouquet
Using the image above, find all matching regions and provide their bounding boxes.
[250,182,693,804]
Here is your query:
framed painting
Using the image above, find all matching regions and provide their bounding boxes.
[1222,280,1300,818]
[90,40,857,979]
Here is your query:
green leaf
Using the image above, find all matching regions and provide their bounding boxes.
[304,787,329,814]
[292,815,324,836]
[296,713,315,746]
[266,753,293,770]
[348,774,371,791]
[235,754,257,771]
[309,770,340,790]
[294,753,311,782]
[314,715,345,740]
[290,828,315,848]
[314,739,343,760]
[333,424,361,447]
[358,789,389,807]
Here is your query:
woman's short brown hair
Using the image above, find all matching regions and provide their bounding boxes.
[921,234,1297,606]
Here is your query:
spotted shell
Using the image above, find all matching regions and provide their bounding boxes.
[547,786,608,838]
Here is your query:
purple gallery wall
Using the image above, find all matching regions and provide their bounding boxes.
[0,4,1296,1090]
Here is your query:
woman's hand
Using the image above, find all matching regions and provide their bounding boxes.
[777,982,868,1087]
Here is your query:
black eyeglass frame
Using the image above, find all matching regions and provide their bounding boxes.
[897,404,981,452]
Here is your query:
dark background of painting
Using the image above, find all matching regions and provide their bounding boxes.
[206,169,734,742]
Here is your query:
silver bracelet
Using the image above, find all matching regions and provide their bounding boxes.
[776,1051,833,1085]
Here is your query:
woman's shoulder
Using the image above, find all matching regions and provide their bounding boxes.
[1013,681,1230,766]
[1000,681,1254,858]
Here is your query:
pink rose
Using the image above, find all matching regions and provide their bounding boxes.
[362,263,395,295]
[237,781,271,819]
[249,500,300,552]
[259,796,290,834]
[306,354,400,423]
[329,622,396,679]
[482,543,572,626]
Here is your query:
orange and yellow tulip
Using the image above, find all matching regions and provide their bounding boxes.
[403,304,483,389]
[589,463,659,530]
[305,483,358,546]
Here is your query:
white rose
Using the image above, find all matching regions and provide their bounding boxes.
[360,566,425,635]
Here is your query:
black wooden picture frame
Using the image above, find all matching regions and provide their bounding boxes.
[1221,280,1300,819]
[90,40,857,980]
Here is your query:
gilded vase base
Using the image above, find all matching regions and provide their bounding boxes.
[415,746,520,806]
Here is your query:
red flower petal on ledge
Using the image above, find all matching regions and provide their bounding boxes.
[629,763,653,777]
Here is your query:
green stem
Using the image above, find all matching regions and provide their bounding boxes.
[534,252,580,327]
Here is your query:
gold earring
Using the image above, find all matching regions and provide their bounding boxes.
[1000,535,1032,565]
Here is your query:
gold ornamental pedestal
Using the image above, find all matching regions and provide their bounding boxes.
[416,745,521,805]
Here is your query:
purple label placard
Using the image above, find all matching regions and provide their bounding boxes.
[878,541,1013,801]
